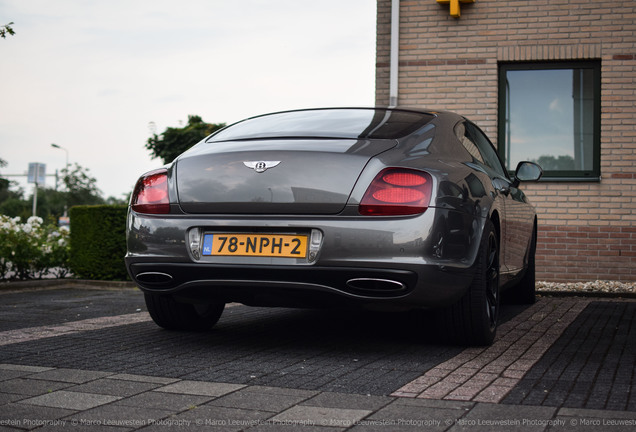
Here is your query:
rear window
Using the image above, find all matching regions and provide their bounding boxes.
[207,109,435,142]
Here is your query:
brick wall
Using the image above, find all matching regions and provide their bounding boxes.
[537,226,636,282]
[376,0,636,281]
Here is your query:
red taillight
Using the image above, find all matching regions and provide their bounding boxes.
[372,188,426,203]
[131,169,170,214]
[359,168,432,216]
[381,172,427,187]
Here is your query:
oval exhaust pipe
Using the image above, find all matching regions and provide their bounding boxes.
[346,278,406,292]
[135,272,173,284]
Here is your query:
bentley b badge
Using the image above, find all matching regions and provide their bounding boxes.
[243,161,281,173]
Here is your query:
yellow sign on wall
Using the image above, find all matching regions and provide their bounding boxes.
[437,0,475,18]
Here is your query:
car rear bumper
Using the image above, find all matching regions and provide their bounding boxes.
[126,260,474,310]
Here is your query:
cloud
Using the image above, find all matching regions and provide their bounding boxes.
[549,98,563,113]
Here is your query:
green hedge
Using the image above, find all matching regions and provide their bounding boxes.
[69,205,128,280]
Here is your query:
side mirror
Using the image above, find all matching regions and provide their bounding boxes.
[512,161,542,187]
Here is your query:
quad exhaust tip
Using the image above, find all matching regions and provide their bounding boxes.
[346,278,406,292]
[135,272,173,284]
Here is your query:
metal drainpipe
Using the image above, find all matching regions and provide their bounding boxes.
[389,0,400,107]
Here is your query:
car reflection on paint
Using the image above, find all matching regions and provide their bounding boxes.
[125,107,542,345]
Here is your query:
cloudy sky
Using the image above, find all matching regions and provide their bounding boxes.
[0,0,376,199]
[506,69,575,169]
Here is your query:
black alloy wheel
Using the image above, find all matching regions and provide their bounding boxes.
[144,293,225,331]
[437,219,500,346]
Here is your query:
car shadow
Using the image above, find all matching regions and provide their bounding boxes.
[207,301,532,348]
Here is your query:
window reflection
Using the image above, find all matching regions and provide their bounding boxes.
[208,109,435,142]
[501,63,599,178]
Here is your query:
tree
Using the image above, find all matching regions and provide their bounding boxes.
[60,163,104,208]
[105,193,129,206]
[146,115,225,163]
[1,22,15,39]
[0,158,9,198]
[0,158,25,215]
[532,155,575,171]
[0,163,104,219]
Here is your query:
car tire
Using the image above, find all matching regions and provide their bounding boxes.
[144,293,225,331]
[438,219,500,346]
[503,224,537,305]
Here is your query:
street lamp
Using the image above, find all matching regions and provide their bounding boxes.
[50,143,69,171]
[51,143,69,190]
[51,143,70,217]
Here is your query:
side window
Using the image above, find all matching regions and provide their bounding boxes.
[455,122,485,165]
[465,122,509,179]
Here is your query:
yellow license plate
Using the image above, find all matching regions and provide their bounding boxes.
[202,233,308,258]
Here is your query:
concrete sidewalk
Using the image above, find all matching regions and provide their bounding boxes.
[0,284,634,431]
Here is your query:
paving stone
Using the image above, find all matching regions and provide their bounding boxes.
[451,402,557,431]
[0,403,75,428]
[64,404,174,428]
[19,390,120,410]
[0,364,54,373]
[360,398,471,431]
[0,392,24,405]
[272,405,371,428]
[396,397,475,411]
[171,404,272,431]
[0,378,72,396]
[0,369,32,381]
[555,407,636,432]
[29,368,113,384]
[114,391,213,411]
[243,385,318,398]
[67,378,162,397]
[246,424,344,432]
[27,423,129,432]
[208,386,315,412]
[108,373,179,385]
[302,392,392,411]
[155,380,245,397]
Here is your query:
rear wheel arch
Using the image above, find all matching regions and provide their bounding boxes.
[503,218,538,305]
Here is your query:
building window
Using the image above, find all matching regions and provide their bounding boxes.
[498,61,601,180]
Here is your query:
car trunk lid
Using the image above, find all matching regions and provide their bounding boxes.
[175,139,396,214]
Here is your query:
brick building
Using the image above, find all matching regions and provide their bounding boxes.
[375,0,636,282]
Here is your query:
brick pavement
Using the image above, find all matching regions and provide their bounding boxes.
[392,297,591,403]
[504,301,636,411]
[0,284,634,431]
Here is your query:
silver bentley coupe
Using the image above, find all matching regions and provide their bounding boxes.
[125,107,542,345]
